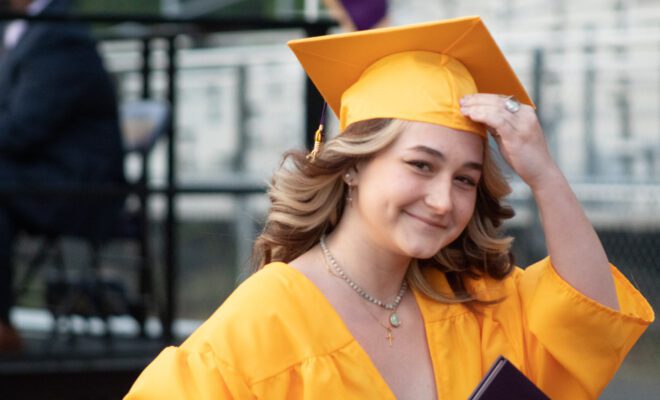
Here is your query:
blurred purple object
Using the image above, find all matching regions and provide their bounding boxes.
[340,0,388,30]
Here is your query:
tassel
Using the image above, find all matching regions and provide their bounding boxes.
[306,123,324,161]
[306,103,328,162]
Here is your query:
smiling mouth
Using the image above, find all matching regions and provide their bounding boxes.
[404,211,447,229]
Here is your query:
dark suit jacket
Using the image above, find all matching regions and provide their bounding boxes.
[0,0,125,240]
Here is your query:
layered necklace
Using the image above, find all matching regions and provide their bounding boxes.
[319,234,407,345]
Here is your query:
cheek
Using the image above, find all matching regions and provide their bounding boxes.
[454,192,477,225]
[361,170,419,207]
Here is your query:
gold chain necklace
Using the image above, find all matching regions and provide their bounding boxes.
[358,296,399,346]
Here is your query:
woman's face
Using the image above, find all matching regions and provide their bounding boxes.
[351,121,484,259]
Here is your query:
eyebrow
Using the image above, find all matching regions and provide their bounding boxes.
[408,145,483,171]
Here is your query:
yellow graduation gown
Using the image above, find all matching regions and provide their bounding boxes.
[125,257,653,399]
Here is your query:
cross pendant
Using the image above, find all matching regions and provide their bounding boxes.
[385,328,393,346]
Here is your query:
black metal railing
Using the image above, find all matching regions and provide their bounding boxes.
[0,11,335,342]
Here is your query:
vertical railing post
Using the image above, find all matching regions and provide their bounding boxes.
[139,37,153,338]
[233,64,253,277]
[164,34,178,343]
[525,47,547,262]
[531,48,544,123]
[583,25,597,177]
[141,38,152,99]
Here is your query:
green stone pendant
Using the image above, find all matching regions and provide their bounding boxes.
[389,312,401,328]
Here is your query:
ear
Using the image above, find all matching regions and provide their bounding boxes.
[348,163,364,185]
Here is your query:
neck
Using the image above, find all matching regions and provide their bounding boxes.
[323,220,411,302]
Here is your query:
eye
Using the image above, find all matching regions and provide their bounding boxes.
[456,175,478,187]
[406,160,432,172]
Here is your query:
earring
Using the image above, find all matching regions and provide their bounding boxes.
[346,184,353,205]
[344,172,354,206]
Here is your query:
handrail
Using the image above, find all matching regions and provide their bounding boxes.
[0,182,268,196]
[0,11,336,33]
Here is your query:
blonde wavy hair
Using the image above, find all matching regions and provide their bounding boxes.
[251,118,515,304]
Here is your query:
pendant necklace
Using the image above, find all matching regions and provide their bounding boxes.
[320,234,407,344]
[358,298,397,346]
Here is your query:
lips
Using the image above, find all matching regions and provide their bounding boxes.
[404,210,447,229]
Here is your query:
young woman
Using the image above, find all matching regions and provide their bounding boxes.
[126,17,653,400]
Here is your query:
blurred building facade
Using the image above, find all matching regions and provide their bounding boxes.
[94,0,660,314]
[101,0,660,225]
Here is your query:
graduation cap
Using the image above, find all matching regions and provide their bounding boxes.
[288,16,534,158]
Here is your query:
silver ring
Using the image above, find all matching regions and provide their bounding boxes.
[504,96,521,113]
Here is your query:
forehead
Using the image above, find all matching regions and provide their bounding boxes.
[388,121,484,161]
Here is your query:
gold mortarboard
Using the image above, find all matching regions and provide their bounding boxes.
[288,15,534,146]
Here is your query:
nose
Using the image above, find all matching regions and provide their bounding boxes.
[424,179,453,214]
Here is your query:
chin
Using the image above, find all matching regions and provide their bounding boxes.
[400,240,445,259]
[398,231,459,259]
[408,249,439,260]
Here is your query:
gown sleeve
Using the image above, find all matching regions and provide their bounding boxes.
[124,344,254,400]
[515,257,654,399]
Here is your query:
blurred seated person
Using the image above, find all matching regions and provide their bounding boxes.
[323,0,389,31]
[0,0,125,352]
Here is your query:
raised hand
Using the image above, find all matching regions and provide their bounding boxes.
[459,93,557,191]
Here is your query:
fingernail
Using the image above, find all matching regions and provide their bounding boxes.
[459,97,467,105]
